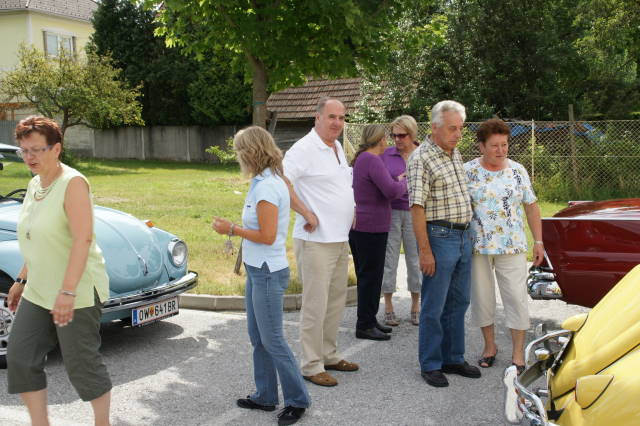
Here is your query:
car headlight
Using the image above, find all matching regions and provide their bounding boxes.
[168,239,188,267]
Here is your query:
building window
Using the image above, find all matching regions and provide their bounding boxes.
[43,31,75,57]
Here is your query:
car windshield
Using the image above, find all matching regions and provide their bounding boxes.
[0,145,31,203]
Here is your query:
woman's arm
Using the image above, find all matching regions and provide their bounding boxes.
[524,201,544,266]
[53,176,94,326]
[212,201,279,245]
[369,156,407,200]
[7,264,27,312]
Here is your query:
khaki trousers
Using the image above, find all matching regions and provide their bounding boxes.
[294,239,349,376]
[470,253,530,330]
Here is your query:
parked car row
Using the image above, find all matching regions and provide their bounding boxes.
[0,143,198,368]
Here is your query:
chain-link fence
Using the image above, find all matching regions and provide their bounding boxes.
[344,120,640,201]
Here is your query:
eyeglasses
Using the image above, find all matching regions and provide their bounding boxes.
[17,146,53,159]
[390,133,409,139]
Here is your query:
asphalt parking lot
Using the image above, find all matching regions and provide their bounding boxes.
[0,258,588,426]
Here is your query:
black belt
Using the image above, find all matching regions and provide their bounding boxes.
[428,220,470,231]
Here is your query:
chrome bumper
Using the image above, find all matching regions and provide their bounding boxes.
[101,271,198,313]
[503,329,572,426]
[528,266,563,300]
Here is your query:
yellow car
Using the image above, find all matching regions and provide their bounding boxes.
[504,264,640,425]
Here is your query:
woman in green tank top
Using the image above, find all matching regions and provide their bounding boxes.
[6,116,112,425]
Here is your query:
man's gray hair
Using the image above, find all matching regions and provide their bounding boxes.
[316,97,343,114]
[431,100,466,126]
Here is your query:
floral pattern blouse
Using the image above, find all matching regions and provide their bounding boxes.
[464,158,537,255]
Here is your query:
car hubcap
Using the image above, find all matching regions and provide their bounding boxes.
[0,296,14,357]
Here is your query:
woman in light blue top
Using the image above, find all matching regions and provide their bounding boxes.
[212,126,309,426]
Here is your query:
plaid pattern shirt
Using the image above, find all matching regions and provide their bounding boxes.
[407,138,472,223]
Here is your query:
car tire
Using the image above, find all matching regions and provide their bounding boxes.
[0,271,15,369]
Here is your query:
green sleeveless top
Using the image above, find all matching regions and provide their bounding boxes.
[17,164,109,310]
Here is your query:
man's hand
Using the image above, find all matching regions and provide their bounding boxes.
[7,283,24,312]
[532,243,544,266]
[419,249,436,276]
[303,211,318,232]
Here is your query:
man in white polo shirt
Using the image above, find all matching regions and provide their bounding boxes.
[283,97,358,387]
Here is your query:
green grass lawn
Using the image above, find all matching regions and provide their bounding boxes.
[1,158,565,295]
[1,158,357,295]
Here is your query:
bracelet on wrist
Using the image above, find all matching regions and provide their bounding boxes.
[15,277,27,285]
[59,290,76,297]
[534,240,544,245]
[229,223,235,237]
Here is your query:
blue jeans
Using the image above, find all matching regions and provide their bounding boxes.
[245,263,310,408]
[418,224,472,372]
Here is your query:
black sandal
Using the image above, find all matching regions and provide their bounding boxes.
[478,355,496,368]
[512,363,525,375]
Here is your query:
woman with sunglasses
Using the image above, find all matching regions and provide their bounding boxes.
[380,115,422,326]
[6,116,112,425]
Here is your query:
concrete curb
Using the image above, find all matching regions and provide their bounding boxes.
[180,285,358,312]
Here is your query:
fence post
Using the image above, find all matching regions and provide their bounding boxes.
[568,104,578,193]
[186,127,191,162]
[140,127,146,160]
[530,119,535,182]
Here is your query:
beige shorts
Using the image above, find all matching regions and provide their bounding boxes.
[470,253,529,330]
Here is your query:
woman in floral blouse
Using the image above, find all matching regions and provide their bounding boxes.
[464,118,543,374]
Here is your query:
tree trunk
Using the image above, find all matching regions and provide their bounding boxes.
[247,54,268,128]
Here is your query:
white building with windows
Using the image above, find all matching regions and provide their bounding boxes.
[0,0,97,149]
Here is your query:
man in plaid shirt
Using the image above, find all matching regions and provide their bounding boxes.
[407,100,481,387]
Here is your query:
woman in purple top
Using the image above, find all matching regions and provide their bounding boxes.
[349,124,407,341]
[380,115,422,326]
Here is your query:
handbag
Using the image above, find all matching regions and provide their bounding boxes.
[233,241,243,275]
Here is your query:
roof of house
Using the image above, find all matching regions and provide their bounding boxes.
[0,0,98,21]
[267,78,365,120]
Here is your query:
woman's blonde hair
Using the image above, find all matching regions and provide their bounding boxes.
[233,126,284,178]
[352,124,386,165]
[390,115,418,142]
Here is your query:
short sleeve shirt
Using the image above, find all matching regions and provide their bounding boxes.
[464,158,537,255]
[241,168,290,272]
[283,129,355,243]
[406,138,472,223]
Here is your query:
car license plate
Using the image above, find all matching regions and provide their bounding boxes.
[131,297,179,327]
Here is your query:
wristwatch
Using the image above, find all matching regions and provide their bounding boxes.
[15,277,27,285]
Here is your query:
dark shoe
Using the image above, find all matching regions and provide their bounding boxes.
[421,370,449,387]
[277,406,305,425]
[375,321,392,333]
[355,327,391,341]
[237,396,276,411]
[512,363,525,375]
[442,361,482,378]
[325,359,359,372]
[478,355,496,368]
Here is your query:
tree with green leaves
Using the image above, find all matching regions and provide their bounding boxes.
[0,45,143,136]
[574,0,640,118]
[146,0,404,128]
[89,0,251,126]
[357,0,587,121]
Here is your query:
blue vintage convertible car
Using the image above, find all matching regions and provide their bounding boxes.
[0,143,198,367]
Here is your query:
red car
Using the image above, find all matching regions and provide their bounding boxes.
[528,198,640,308]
